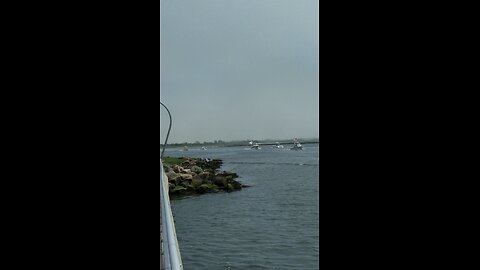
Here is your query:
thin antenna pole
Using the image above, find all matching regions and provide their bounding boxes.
[160,101,172,159]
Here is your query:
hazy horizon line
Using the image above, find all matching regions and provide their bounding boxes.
[161,137,319,145]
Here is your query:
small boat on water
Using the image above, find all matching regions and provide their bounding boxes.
[251,142,261,150]
[290,142,303,150]
[183,146,189,151]
[201,146,207,150]
[273,142,284,149]
[290,138,303,150]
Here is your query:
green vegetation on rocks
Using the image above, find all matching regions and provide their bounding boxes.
[171,186,186,193]
[162,157,184,166]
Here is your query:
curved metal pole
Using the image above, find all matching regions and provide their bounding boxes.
[160,101,172,159]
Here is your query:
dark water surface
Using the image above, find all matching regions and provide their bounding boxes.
[163,144,319,270]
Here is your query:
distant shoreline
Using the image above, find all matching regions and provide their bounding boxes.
[161,140,319,148]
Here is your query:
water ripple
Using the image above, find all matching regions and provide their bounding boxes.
[169,145,319,270]
[226,161,318,166]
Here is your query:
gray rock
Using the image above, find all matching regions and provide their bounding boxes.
[166,172,180,183]
[198,172,208,179]
[179,173,193,180]
[213,176,227,187]
[180,168,191,174]
[232,180,242,190]
[173,165,182,173]
[191,166,203,174]
[181,160,194,167]
[191,175,204,187]
[179,180,192,188]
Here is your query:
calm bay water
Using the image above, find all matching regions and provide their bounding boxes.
[163,144,319,270]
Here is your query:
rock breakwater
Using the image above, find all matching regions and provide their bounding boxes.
[162,156,247,197]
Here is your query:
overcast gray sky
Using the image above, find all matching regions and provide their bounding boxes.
[160,0,319,144]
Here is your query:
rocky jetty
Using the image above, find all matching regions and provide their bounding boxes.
[161,156,247,197]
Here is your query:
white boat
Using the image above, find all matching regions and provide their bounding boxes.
[290,138,303,150]
[251,142,261,149]
[290,142,303,150]
[273,142,284,149]
[183,146,189,151]
[201,146,207,150]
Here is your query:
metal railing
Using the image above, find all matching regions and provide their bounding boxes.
[160,159,183,270]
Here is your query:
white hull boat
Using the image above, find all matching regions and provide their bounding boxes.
[272,142,284,149]
[290,143,303,150]
[251,143,261,150]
